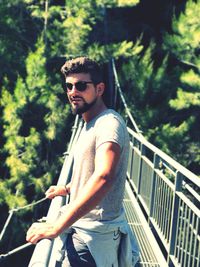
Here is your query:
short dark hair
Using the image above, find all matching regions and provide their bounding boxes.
[61,57,103,84]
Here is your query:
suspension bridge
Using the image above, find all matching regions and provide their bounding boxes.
[0,59,199,267]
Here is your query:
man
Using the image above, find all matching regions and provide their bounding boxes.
[26,57,139,266]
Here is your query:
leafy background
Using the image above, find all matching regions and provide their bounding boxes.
[0,0,199,266]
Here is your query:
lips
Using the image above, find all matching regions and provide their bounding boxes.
[71,97,83,105]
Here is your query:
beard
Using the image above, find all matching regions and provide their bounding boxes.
[71,97,97,115]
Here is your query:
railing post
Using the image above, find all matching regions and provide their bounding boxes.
[149,154,160,219]
[137,143,145,196]
[168,171,183,266]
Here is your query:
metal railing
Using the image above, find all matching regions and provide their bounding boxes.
[126,127,200,267]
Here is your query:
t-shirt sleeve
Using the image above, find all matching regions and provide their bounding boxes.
[95,116,125,150]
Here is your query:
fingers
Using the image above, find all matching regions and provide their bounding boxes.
[26,222,56,244]
[26,223,43,244]
[45,185,68,199]
[45,186,56,199]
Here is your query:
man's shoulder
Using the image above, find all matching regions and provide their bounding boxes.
[96,109,126,127]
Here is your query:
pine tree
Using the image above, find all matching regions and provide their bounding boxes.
[117,0,200,175]
[0,38,70,210]
[0,0,42,85]
[119,42,175,129]
[159,0,200,173]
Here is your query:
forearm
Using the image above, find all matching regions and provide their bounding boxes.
[54,172,113,235]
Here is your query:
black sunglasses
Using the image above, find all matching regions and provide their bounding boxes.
[65,81,93,92]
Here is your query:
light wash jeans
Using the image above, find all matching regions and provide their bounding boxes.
[60,229,139,267]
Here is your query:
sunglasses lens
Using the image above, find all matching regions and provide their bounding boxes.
[66,83,73,90]
[76,82,87,92]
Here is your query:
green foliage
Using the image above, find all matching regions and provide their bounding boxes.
[96,0,139,7]
[119,42,176,131]
[118,0,199,174]
[117,0,139,6]
[0,182,11,206]
[160,0,200,172]
[148,116,199,169]
[169,69,200,110]
[87,40,143,62]
[0,38,70,210]
[150,118,192,155]
[0,0,42,85]
[164,0,200,113]
[170,87,200,110]
[119,0,200,173]
[164,0,200,63]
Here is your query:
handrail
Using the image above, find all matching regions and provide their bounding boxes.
[127,127,200,187]
[28,116,83,267]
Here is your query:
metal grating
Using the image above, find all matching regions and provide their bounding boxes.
[123,181,168,267]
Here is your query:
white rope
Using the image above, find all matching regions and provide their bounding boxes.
[11,197,47,212]
[0,243,33,261]
[0,211,14,242]
[0,197,48,244]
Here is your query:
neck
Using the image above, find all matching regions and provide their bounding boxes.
[82,99,107,123]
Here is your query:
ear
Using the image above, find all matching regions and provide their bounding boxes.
[96,82,105,96]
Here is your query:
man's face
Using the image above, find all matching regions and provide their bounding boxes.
[66,73,98,115]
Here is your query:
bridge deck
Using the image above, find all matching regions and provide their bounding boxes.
[124,181,168,267]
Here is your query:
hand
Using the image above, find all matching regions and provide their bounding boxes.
[26,222,58,244]
[45,183,71,199]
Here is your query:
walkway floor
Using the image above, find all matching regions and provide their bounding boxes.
[123,181,168,267]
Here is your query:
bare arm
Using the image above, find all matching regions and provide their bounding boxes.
[26,142,120,243]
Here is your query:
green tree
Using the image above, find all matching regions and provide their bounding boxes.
[119,43,176,129]
[0,0,42,85]
[159,0,200,173]
[0,38,70,209]
[117,0,200,175]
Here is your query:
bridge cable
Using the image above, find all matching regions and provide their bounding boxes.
[0,197,48,260]
[0,243,33,262]
[0,197,47,241]
[10,196,47,212]
[111,59,142,135]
